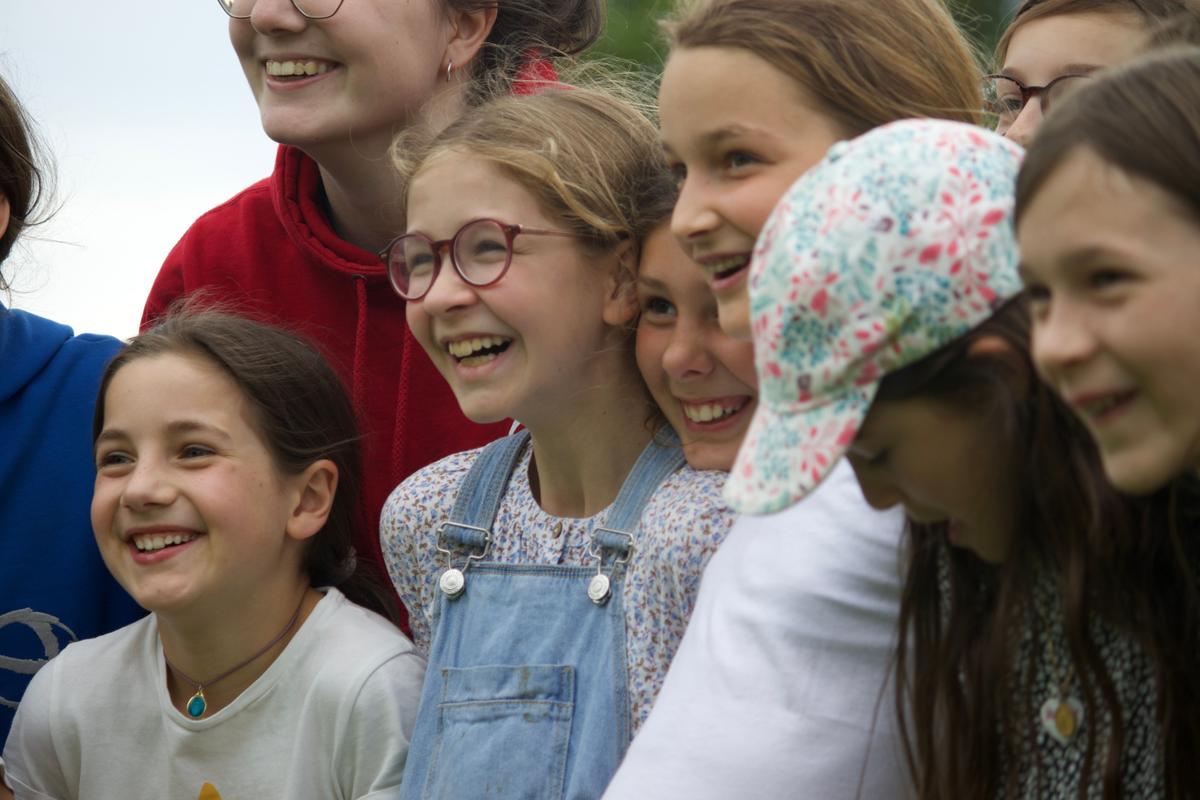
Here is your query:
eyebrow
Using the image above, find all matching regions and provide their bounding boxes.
[637,276,670,291]
[95,420,233,447]
[1019,244,1132,281]
[1001,63,1102,82]
[700,124,774,147]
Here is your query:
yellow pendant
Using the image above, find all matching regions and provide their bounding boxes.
[1054,701,1077,739]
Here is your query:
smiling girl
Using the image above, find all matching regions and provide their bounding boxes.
[635,221,757,470]
[1016,51,1200,795]
[988,0,1186,147]
[604,2,982,796]
[2,311,424,799]
[379,86,733,799]
[142,0,602,620]
[657,0,983,339]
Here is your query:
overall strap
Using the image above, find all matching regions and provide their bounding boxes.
[440,430,531,549]
[590,427,686,553]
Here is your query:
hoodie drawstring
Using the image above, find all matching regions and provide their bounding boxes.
[351,275,369,417]
[391,328,413,487]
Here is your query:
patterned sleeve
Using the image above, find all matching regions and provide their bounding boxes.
[379,449,480,655]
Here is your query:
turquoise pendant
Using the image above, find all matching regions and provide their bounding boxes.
[186,690,207,718]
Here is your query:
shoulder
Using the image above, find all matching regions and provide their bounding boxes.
[381,447,483,527]
[158,176,276,271]
[8,616,154,736]
[181,177,275,234]
[643,465,734,532]
[303,591,420,670]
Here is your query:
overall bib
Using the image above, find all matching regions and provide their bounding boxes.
[399,430,685,800]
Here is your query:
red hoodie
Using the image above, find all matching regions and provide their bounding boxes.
[143,145,509,626]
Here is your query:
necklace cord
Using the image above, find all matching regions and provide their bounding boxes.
[164,591,308,692]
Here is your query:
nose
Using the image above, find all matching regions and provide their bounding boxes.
[419,251,479,316]
[670,174,720,246]
[249,0,308,34]
[662,318,715,381]
[121,460,177,511]
[1002,101,1043,149]
[1030,298,1096,381]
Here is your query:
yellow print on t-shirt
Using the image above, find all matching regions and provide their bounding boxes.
[199,783,221,799]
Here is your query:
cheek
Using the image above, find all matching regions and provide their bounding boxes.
[405,304,439,359]
[635,325,670,387]
[714,340,757,392]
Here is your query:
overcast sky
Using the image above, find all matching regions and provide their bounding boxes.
[2,3,277,338]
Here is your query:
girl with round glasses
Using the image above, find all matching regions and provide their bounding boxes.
[141,0,602,624]
[380,84,734,799]
[989,0,1186,146]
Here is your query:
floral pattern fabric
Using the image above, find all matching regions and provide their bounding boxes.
[380,443,734,730]
[726,119,1025,515]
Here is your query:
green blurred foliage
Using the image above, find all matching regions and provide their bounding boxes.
[594,0,1017,70]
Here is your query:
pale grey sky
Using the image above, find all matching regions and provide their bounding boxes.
[2,2,277,337]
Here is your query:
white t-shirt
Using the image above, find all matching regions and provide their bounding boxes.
[2,588,424,800]
[603,460,912,799]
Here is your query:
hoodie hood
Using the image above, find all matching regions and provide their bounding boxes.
[0,305,75,403]
[272,145,389,279]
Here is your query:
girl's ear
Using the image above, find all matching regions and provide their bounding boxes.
[0,195,10,242]
[967,334,1033,397]
[285,459,339,543]
[442,5,499,77]
[602,239,640,327]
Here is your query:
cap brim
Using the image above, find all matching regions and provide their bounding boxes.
[724,383,878,515]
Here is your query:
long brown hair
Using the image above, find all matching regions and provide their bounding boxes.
[93,307,397,622]
[883,296,1200,798]
[0,73,51,291]
[662,0,984,134]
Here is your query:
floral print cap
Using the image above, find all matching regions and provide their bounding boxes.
[725,119,1025,515]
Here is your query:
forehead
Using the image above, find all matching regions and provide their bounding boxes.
[1002,9,1148,81]
[638,225,700,284]
[658,46,824,150]
[406,151,547,233]
[104,353,244,421]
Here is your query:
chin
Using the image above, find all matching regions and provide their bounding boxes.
[1102,453,1181,496]
[681,440,738,472]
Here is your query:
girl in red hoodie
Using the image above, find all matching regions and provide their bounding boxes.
[143,0,601,621]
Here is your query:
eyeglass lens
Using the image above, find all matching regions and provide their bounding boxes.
[983,75,1088,129]
[395,220,512,299]
[219,0,344,19]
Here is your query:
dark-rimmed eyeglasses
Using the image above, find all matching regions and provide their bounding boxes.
[982,73,1092,132]
[381,218,583,301]
[217,0,346,20]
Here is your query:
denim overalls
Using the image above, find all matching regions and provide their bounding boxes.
[399,429,685,800]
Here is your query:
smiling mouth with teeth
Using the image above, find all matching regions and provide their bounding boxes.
[132,532,199,553]
[266,60,333,78]
[1082,392,1134,419]
[703,255,750,281]
[681,397,750,424]
[447,335,513,367]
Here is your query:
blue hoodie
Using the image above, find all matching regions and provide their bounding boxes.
[0,306,143,745]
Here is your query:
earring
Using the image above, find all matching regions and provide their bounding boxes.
[446,61,454,83]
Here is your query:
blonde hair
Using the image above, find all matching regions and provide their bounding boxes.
[663,0,984,135]
[395,82,674,256]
